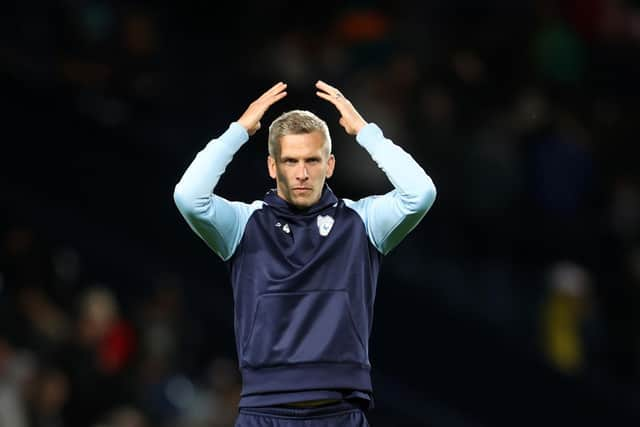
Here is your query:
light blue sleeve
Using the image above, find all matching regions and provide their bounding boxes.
[343,123,436,255]
[173,122,263,261]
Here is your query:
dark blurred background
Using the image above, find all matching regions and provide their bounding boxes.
[2,0,640,426]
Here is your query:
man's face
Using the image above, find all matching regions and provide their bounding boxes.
[268,131,335,209]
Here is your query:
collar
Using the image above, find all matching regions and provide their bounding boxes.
[263,184,338,216]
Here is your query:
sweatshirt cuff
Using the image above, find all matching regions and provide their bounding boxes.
[214,122,250,152]
[223,122,249,144]
[355,122,385,153]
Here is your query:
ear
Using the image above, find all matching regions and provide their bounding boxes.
[326,154,335,179]
[268,156,277,179]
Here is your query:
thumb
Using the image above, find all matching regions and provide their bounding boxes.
[249,122,260,136]
[247,121,261,137]
[339,117,347,129]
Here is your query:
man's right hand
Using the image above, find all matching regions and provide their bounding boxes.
[237,82,288,136]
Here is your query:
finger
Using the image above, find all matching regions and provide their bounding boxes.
[316,91,350,120]
[316,90,343,107]
[315,80,337,94]
[259,82,287,100]
[316,90,336,105]
[264,85,287,103]
[256,88,287,111]
[268,81,287,96]
[316,80,347,105]
[265,90,287,107]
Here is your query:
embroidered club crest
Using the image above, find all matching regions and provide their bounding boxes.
[275,222,290,234]
[317,215,334,237]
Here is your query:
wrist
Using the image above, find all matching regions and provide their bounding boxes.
[354,120,367,135]
[237,119,251,132]
[229,122,250,142]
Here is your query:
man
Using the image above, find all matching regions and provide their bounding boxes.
[173,80,436,426]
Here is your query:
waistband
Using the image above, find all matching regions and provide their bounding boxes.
[240,363,372,396]
[239,399,364,419]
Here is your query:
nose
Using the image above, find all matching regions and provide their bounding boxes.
[296,164,309,181]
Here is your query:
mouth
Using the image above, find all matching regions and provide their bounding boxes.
[292,187,312,193]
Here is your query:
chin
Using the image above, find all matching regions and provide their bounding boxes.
[292,200,312,209]
[291,196,317,209]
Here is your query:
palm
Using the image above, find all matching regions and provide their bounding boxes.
[238,82,288,136]
[315,80,367,136]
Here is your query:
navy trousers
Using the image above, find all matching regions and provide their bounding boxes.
[235,400,370,426]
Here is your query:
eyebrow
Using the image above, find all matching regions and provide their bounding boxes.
[280,155,322,162]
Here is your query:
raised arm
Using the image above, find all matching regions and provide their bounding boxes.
[316,80,436,254]
[173,82,288,260]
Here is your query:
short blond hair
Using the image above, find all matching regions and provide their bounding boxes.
[268,110,331,159]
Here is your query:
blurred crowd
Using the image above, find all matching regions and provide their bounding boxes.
[0,225,242,427]
[2,0,640,426]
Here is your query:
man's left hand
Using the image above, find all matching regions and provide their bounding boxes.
[316,80,367,136]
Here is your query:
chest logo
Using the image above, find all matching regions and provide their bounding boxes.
[317,215,334,237]
[275,222,291,234]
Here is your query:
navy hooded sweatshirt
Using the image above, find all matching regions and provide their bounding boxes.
[174,121,436,408]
